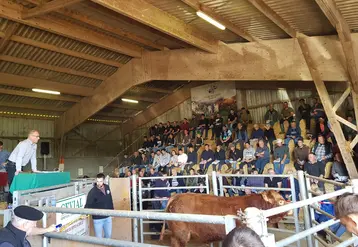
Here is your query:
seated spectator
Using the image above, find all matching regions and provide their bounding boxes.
[298,99,311,132]
[152,172,170,210]
[312,186,346,243]
[179,129,191,153]
[169,169,185,194]
[193,133,204,152]
[131,151,143,170]
[198,114,209,140]
[148,151,155,166]
[273,139,290,174]
[216,170,230,195]
[155,135,163,151]
[312,135,333,165]
[280,102,295,134]
[251,123,264,142]
[281,169,300,202]
[177,149,188,172]
[264,121,276,154]
[343,116,357,141]
[148,136,156,149]
[305,153,325,192]
[239,107,252,128]
[223,227,265,247]
[167,150,178,175]
[165,133,176,153]
[214,113,224,141]
[228,109,238,131]
[186,169,198,192]
[213,143,226,172]
[284,121,302,145]
[220,125,232,147]
[149,124,158,137]
[159,149,171,173]
[162,122,171,142]
[158,122,165,139]
[121,154,131,168]
[228,143,243,171]
[228,169,247,197]
[196,169,207,194]
[185,145,197,173]
[314,117,330,140]
[200,144,215,172]
[141,153,149,170]
[293,138,309,171]
[241,142,256,173]
[245,169,264,194]
[142,136,151,150]
[311,98,325,122]
[172,121,181,138]
[255,139,270,174]
[152,150,162,171]
[332,153,349,190]
[189,115,198,139]
[180,118,190,136]
[264,168,282,188]
[208,114,215,140]
[264,104,279,126]
[235,122,248,149]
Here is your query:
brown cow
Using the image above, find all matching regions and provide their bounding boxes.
[160,191,290,247]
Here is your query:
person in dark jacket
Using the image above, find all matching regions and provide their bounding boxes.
[169,169,185,194]
[213,143,226,171]
[284,121,302,145]
[185,145,198,173]
[264,122,276,154]
[298,99,311,132]
[227,143,243,171]
[85,173,114,238]
[200,144,215,172]
[153,172,170,210]
[0,206,55,247]
[304,154,326,192]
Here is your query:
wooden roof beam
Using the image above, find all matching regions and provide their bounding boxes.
[0,1,142,57]
[0,87,80,102]
[90,0,219,53]
[54,58,151,137]
[181,0,259,42]
[315,0,358,92]
[0,72,93,97]
[95,112,132,118]
[0,22,19,53]
[246,0,301,38]
[0,55,107,80]
[121,86,192,136]
[0,102,69,111]
[137,86,173,94]
[108,103,147,111]
[22,0,83,19]
[24,0,166,51]
[0,32,124,67]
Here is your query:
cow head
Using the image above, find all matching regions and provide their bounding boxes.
[261,190,293,223]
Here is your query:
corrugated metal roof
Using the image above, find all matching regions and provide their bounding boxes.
[263,0,335,36]
[336,0,358,32]
[0,61,101,87]
[200,0,288,40]
[145,0,245,42]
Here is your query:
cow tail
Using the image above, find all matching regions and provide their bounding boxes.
[159,220,166,241]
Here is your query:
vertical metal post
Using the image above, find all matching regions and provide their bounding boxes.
[297,171,313,247]
[138,177,144,243]
[3,209,12,227]
[306,177,319,247]
[224,216,237,234]
[212,171,218,196]
[12,191,19,208]
[132,175,138,243]
[219,175,224,197]
[205,174,210,194]
[43,198,49,247]
[290,174,301,247]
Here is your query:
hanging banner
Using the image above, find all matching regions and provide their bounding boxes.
[56,194,88,236]
[191,82,237,115]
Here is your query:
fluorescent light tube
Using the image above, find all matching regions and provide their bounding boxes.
[32,88,60,95]
[196,11,226,30]
[122,98,139,103]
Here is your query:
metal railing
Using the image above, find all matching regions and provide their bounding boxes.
[135,174,210,243]
[0,209,12,227]
[213,171,301,247]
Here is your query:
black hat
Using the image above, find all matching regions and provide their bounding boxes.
[14,206,44,221]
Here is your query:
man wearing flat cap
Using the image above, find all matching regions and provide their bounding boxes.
[0,206,55,247]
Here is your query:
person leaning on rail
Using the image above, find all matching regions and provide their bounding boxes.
[223,227,265,247]
[335,193,358,236]
[0,205,55,247]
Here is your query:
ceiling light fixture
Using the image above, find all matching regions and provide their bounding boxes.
[196,11,226,30]
[32,88,61,95]
[122,98,139,104]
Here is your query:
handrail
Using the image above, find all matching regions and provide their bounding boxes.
[305,174,346,187]
[35,207,232,224]
[45,232,166,247]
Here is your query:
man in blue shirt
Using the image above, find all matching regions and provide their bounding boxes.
[0,141,10,170]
